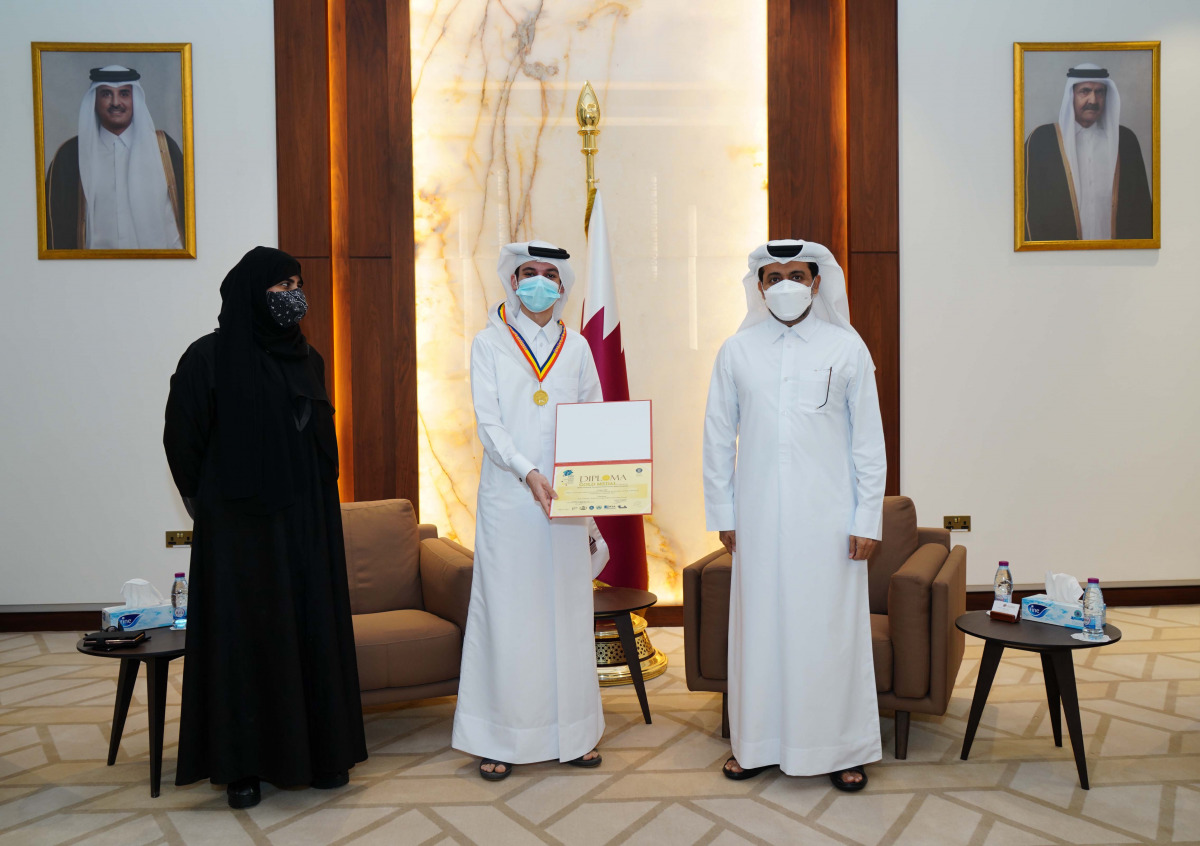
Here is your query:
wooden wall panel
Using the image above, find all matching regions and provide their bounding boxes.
[848,252,899,495]
[767,0,848,264]
[299,258,334,372]
[274,0,331,256]
[349,258,396,501]
[847,0,899,253]
[388,0,419,506]
[347,0,391,257]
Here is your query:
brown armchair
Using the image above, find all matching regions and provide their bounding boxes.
[682,495,966,759]
[341,499,474,707]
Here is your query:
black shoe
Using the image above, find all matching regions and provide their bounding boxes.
[311,771,349,789]
[227,776,261,809]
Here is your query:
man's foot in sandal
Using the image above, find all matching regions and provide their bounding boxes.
[722,756,770,780]
[479,759,513,781]
[829,765,867,792]
[567,750,602,768]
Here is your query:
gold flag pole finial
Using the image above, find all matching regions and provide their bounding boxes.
[576,81,601,235]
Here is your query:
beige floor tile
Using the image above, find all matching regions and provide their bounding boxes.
[0,785,119,830]
[0,706,112,725]
[47,724,109,761]
[815,791,915,846]
[635,731,729,771]
[1172,785,1200,842]
[621,802,714,846]
[20,681,117,708]
[267,807,395,846]
[867,762,1009,790]
[0,667,77,692]
[343,809,443,845]
[83,781,228,811]
[0,812,133,846]
[1154,656,1200,680]
[947,790,1137,843]
[1087,653,1150,679]
[980,821,1055,846]
[1088,756,1200,784]
[362,716,439,750]
[373,722,453,755]
[167,810,257,845]
[74,814,162,846]
[1083,698,1196,732]
[1153,607,1200,625]
[242,785,341,830]
[504,774,609,824]
[397,750,475,777]
[602,718,686,749]
[756,774,830,816]
[1080,784,1163,840]
[596,771,757,801]
[1176,696,1200,721]
[0,678,102,707]
[345,775,522,805]
[543,800,658,846]
[0,637,38,653]
[1008,761,1089,808]
[1115,680,1170,711]
[692,798,844,846]
[433,804,545,845]
[706,831,756,846]
[1099,719,1173,757]
[0,727,41,756]
[0,743,49,778]
[891,795,982,846]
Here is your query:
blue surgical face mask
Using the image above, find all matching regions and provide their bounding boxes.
[515,275,562,314]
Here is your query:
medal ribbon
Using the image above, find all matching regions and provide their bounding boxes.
[499,303,566,383]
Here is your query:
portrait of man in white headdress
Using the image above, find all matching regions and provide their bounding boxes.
[1018,45,1157,247]
[34,46,193,256]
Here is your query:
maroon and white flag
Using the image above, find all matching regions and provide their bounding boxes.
[580,191,649,590]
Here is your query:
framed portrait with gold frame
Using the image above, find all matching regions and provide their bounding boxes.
[32,42,195,259]
[1014,41,1159,252]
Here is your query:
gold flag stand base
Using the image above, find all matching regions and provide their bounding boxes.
[595,613,669,687]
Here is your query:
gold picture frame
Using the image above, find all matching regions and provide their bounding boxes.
[32,42,196,259]
[1014,41,1160,252]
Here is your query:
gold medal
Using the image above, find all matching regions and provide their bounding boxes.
[533,389,549,406]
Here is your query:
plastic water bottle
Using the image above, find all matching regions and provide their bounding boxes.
[993,561,1013,604]
[171,573,188,630]
[1082,578,1106,640]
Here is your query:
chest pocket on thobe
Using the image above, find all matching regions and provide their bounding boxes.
[786,367,835,414]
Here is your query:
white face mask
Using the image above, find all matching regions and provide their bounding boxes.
[763,279,813,321]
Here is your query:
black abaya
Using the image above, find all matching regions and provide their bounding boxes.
[164,252,366,788]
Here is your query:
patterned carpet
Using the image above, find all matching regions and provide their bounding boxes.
[0,606,1197,845]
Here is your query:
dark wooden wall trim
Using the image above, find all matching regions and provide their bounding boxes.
[769,0,900,496]
[274,0,418,507]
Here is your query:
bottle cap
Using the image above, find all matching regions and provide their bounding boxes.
[998,561,1009,567]
[1087,577,1099,583]
[175,572,185,578]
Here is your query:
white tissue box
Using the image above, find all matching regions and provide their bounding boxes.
[1020,594,1084,629]
[102,604,174,632]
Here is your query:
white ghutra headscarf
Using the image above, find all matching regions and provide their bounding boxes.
[492,240,577,327]
[1057,63,1121,240]
[738,239,858,339]
[76,65,177,248]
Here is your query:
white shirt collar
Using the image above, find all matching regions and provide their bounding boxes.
[99,127,131,149]
[514,308,551,341]
[762,312,821,343]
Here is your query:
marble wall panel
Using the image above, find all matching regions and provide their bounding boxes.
[412,0,767,602]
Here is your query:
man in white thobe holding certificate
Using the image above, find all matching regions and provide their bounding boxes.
[703,239,887,790]
[452,241,606,779]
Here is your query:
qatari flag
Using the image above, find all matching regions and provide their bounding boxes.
[580,191,649,590]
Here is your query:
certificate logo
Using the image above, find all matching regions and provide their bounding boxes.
[636,467,643,474]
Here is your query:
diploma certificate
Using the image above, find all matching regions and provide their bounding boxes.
[551,462,652,516]
[549,400,652,518]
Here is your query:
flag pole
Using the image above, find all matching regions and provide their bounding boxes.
[576,81,600,236]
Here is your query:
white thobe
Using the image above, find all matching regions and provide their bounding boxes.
[452,305,606,764]
[703,314,886,775]
[86,127,182,250]
[1075,122,1113,240]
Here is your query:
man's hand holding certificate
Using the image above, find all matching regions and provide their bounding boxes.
[549,400,652,518]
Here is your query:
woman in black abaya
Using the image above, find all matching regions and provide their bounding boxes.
[164,247,366,808]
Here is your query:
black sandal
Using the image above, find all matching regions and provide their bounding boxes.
[479,758,512,781]
[567,751,602,768]
[722,757,770,780]
[829,765,867,792]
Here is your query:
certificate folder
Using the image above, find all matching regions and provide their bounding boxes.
[550,400,652,518]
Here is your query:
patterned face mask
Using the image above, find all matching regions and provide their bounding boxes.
[266,289,308,326]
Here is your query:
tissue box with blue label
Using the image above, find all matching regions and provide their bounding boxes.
[102,604,174,632]
[1020,594,1084,629]
[102,578,174,632]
